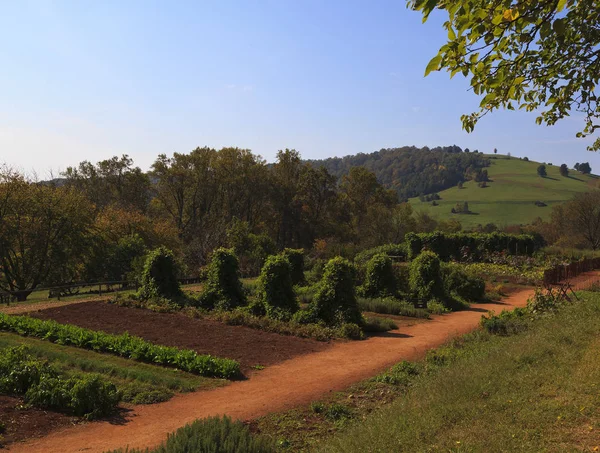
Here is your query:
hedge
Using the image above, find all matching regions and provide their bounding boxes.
[0,314,241,379]
[405,232,542,261]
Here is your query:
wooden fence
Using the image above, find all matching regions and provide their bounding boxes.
[542,257,600,286]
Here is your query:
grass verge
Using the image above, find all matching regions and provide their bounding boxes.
[253,291,600,452]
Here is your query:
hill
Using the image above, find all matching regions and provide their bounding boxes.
[409,156,598,228]
[308,146,489,200]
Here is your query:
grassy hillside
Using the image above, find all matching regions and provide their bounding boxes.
[409,155,598,228]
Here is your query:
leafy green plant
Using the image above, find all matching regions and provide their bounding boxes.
[409,251,445,302]
[357,296,429,318]
[0,314,240,379]
[281,248,305,285]
[362,316,398,333]
[310,257,363,326]
[107,415,275,453]
[359,253,396,298]
[199,248,246,311]
[442,263,485,301]
[480,308,529,336]
[256,254,298,320]
[137,247,183,301]
[0,346,119,419]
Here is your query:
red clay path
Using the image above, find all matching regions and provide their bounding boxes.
[9,271,600,453]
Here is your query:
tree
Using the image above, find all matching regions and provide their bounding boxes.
[493,148,498,154]
[560,164,570,177]
[0,171,94,300]
[564,191,600,249]
[577,162,593,174]
[413,0,600,150]
[537,165,547,177]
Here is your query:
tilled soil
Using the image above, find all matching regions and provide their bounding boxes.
[0,396,75,447]
[29,301,331,373]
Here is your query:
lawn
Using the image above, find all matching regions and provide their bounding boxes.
[409,155,598,228]
[317,290,600,453]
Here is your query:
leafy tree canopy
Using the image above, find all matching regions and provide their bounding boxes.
[412,0,600,150]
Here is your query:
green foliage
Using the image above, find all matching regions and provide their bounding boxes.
[354,243,407,267]
[406,231,541,261]
[537,164,547,177]
[311,257,363,326]
[0,346,119,419]
[281,248,305,285]
[375,360,422,386]
[108,416,275,453]
[138,247,183,301]
[409,251,445,301]
[199,248,246,311]
[357,297,429,319]
[480,308,529,336]
[358,253,397,298]
[0,314,240,379]
[441,264,485,301]
[257,254,299,320]
[414,0,600,150]
[362,316,398,333]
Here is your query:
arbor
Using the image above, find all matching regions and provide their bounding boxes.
[559,164,570,177]
[413,0,600,150]
[0,172,94,300]
[537,165,547,177]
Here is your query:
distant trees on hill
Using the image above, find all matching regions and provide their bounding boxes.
[559,164,569,177]
[574,162,592,174]
[537,165,547,177]
[308,146,490,200]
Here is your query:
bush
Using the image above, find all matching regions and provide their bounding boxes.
[357,297,429,319]
[281,248,305,285]
[375,360,422,386]
[257,254,299,320]
[442,264,485,301]
[362,316,398,332]
[359,253,396,298]
[406,232,542,261]
[0,314,241,379]
[108,416,275,453]
[354,243,407,267]
[199,248,246,311]
[138,247,183,301]
[391,263,411,294]
[480,308,529,335]
[409,251,445,301]
[0,346,119,419]
[310,257,363,326]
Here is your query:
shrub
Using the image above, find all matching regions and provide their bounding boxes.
[409,251,445,301]
[335,323,365,340]
[359,253,396,298]
[480,308,529,335]
[354,243,408,267]
[0,346,119,419]
[442,264,485,301]
[310,257,363,326]
[281,248,305,285]
[257,254,299,320]
[362,316,398,333]
[199,248,246,310]
[375,360,422,386]
[108,416,275,453]
[138,247,183,301]
[357,297,429,319]
[392,263,411,294]
[0,314,241,379]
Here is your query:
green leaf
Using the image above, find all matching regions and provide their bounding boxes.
[424,55,442,76]
[553,18,566,35]
[556,0,567,12]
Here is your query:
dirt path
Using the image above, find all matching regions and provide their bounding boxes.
[9,272,600,453]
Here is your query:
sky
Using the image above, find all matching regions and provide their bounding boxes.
[1,0,599,177]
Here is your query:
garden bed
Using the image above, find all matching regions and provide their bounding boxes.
[0,396,76,447]
[30,301,331,373]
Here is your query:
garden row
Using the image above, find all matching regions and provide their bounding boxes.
[0,313,240,379]
[121,243,486,342]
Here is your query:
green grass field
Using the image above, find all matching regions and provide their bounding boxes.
[409,155,598,228]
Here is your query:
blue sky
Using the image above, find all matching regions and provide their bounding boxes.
[1,0,599,176]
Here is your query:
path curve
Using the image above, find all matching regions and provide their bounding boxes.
[9,271,600,453]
